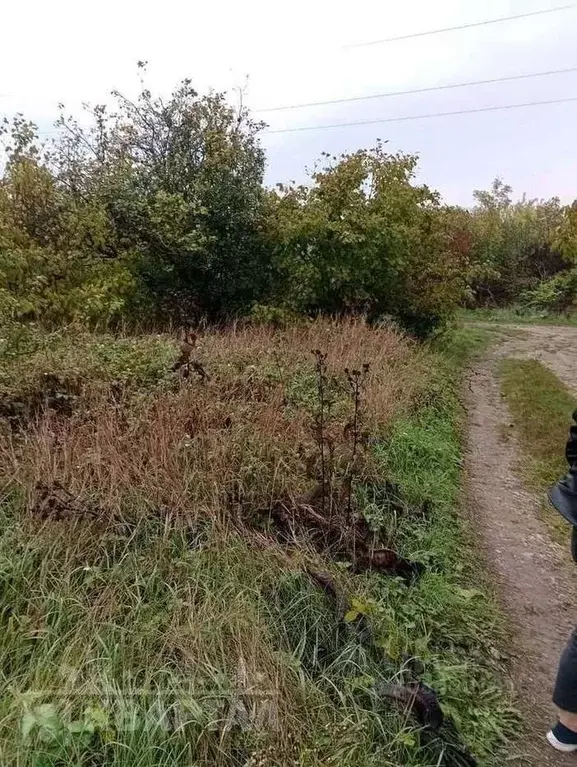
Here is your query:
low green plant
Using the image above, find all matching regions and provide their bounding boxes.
[366,331,516,757]
[249,303,302,328]
[458,307,577,326]
[0,326,177,394]
[521,269,577,313]
[500,358,577,541]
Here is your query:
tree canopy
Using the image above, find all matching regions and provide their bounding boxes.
[1,74,576,334]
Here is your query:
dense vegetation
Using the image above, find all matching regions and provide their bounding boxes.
[462,179,577,314]
[1,71,571,765]
[2,73,576,338]
[0,320,515,766]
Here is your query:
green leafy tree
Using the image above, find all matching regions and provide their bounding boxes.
[466,178,566,305]
[49,69,269,320]
[265,144,466,334]
[0,116,134,325]
[1,69,271,326]
[555,201,577,264]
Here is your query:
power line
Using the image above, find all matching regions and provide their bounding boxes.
[346,4,577,48]
[262,95,577,134]
[254,66,577,112]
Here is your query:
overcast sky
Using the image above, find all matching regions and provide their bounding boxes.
[2,0,576,205]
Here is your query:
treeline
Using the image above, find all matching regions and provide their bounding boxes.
[462,179,577,313]
[1,74,576,336]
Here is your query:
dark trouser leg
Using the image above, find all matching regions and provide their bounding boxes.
[554,628,577,713]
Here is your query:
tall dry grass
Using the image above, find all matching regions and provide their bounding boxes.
[0,318,436,767]
[0,321,517,766]
[2,319,424,524]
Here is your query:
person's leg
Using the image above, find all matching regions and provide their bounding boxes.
[548,628,577,751]
[553,627,577,718]
[559,710,577,730]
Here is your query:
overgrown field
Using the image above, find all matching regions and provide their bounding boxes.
[0,320,514,766]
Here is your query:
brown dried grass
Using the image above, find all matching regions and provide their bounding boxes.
[1,318,425,526]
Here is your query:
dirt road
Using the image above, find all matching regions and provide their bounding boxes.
[464,324,577,766]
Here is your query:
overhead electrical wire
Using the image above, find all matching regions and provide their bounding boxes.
[10,6,577,140]
[346,3,577,47]
[35,93,577,138]
[262,95,577,134]
[254,66,577,112]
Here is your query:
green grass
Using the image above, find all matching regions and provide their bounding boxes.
[432,324,496,368]
[371,328,516,758]
[500,358,577,541]
[0,322,515,766]
[458,307,577,327]
[0,325,178,395]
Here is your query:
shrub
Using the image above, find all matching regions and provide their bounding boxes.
[3,73,577,330]
[266,144,466,336]
[465,179,568,306]
[1,71,270,326]
[521,269,577,313]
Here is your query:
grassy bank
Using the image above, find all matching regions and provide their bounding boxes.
[0,320,512,766]
[458,308,577,327]
[375,327,514,757]
[500,359,577,541]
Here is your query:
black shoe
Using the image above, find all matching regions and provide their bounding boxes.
[547,722,577,752]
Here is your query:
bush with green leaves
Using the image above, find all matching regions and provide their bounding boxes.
[265,144,467,335]
[520,269,577,313]
[463,179,571,307]
[3,71,577,331]
[0,132,137,326]
[1,69,269,326]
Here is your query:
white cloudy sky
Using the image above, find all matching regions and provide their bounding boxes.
[1,0,576,204]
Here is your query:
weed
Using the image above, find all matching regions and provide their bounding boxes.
[0,320,514,765]
[367,328,518,759]
[344,363,370,518]
[311,349,332,516]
